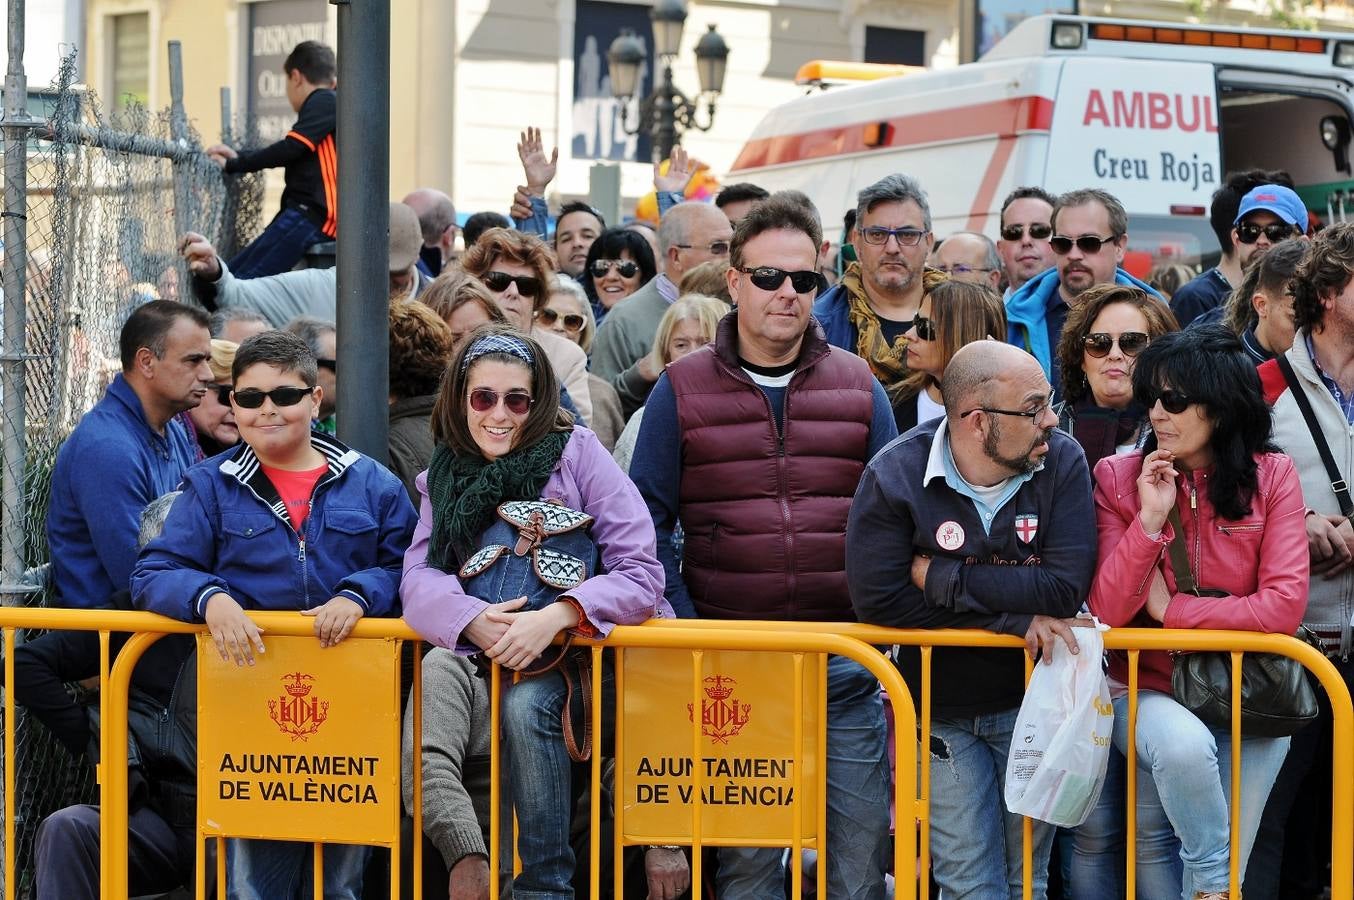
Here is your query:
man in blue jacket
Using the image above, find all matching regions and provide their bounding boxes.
[1005,188,1162,393]
[847,340,1096,900]
[46,300,213,608]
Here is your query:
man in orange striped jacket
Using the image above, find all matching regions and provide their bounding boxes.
[207,40,338,278]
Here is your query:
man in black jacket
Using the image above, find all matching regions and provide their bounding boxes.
[846,341,1096,899]
[19,492,205,900]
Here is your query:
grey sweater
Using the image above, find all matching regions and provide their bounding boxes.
[401,649,492,870]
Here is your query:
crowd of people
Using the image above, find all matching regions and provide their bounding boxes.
[12,38,1354,900]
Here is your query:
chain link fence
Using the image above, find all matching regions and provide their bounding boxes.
[0,49,264,896]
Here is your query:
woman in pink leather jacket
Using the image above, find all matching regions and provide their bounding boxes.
[1087,327,1308,900]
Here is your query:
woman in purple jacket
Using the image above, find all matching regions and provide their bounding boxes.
[401,325,674,898]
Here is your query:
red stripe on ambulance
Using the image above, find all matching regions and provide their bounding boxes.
[729,96,1055,171]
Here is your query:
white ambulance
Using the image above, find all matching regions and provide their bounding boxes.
[728,15,1354,274]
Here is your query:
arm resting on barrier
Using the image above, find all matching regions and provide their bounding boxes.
[846,465,1030,636]
[131,481,228,622]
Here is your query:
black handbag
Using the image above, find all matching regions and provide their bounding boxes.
[1164,507,1318,738]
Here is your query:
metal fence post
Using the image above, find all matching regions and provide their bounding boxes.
[332,0,390,462]
[167,41,195,297]
[1,0,40,610]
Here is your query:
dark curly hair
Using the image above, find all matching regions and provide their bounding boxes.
[1057,285,1179,405]
[388,301,454,400]
[1292,222,1354,333]
[1132,325,1277,520]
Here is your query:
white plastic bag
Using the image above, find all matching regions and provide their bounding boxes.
[1004,618,1113,827]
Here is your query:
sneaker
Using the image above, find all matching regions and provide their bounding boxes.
[1193,893,1231,900]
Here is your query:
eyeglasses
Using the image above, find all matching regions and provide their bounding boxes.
[1049,234,1120,255]
[934,264,995,276]
[910,313,936,341]
[1083,331,1149,358]
[231,386,312,409]
[859,226,928,247]
[1151,388,1193,415]
[1235,221,1299,245]
[961,398,1054,420]
[209,383,233,405]
[481,271,542,298]
[675,240,731,256]
[737,266,819,293]
[535,308,586,332]
[591,259,640,279]
[1000,223,1053,242]
[316,358,337,373]
[469,388,533,415]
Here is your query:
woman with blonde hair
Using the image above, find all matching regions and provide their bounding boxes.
[180,338,240,460]
[891,279,1006,432]
[420,270,508,352]
[612,294,729,471]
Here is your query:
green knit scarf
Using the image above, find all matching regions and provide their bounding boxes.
[425,430,571,571]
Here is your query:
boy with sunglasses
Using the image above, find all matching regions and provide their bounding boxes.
[132,330,417,899]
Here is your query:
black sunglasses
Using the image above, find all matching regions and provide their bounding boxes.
[316,357,337,373]
[209,383,233,405]
[231,386,312,409]
[1152,388,1193,415]
[535,308,586,332]
[1235,222,1299,245]
[675,240,731,256]
[469,388,533,415]
[1000,223,1053,242]
[911,313,936,341]
[737,266,819,293]
[1083,332,1149,358]
[1049,234,1120,255]
[591,259,640,279]
[481,271,542,298]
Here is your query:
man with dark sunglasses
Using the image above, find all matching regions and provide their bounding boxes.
[632,196,898,900]
[1005,188,1163,394]
[995,186,1056,298]
[1169,169,1296,328]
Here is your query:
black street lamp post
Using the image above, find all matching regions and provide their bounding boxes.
[606,0,729,164]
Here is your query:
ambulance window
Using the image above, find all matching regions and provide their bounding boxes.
[976,0,1075,57]
[1122,215,1220,295]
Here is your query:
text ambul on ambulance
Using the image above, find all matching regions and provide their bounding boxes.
[729,15,1354,274]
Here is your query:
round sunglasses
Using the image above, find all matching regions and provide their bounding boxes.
[535,308,586,332]
[591,259,640,279]
[1083,332,1148,358]
[469,388,533,415]
[481,271,542,299]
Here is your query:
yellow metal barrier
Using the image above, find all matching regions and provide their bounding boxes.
[0,609,1347,899]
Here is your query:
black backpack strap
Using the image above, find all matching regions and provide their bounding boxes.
[1276,353,1354,520]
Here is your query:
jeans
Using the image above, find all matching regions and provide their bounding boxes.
[716,656,890,900]
[1066,748,1126,900]
[227,206,326,279]
[1095,690,1290,897]
[500,660,616,899]
[34,802,206,900]
[1246,657,1353,900]
[927,706,1054,900]
[226,838,370,899]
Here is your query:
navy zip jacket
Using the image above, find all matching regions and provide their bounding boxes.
[47,375,199,608]
[132,433,416,621]
[847,417,1096,716]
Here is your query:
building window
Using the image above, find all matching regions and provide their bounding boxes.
[109,12,150,113]
[865,26,926,67]
[977,0,1076,58]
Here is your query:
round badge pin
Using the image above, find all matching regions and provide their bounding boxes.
[935,521,965,551]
